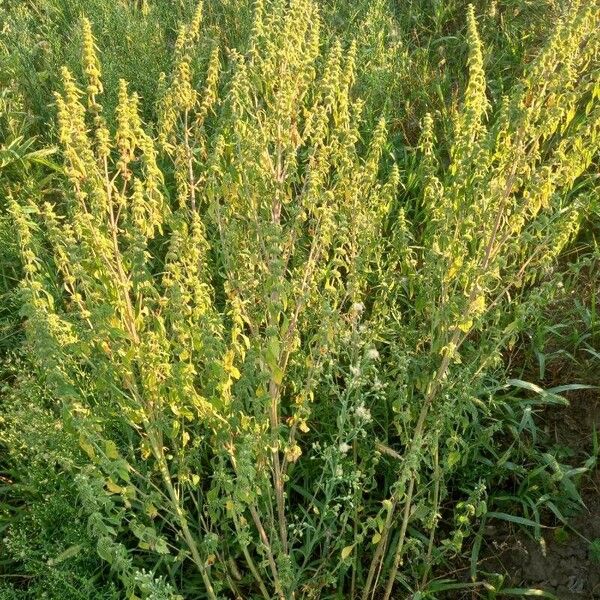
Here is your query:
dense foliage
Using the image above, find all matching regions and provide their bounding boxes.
[1,0,598,598]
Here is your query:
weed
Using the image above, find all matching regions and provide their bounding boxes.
[1,0,599,598]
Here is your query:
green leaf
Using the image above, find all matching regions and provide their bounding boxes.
[500,588,559,598]
[486,512,540,529]
[505,379,569,405]
[426,579,480,592]
[266,337,280,368]
[506,379,545,394]
[546,384,597,394]
[96,538,114,564]
[47,544,83,566]
[470,518,485,580]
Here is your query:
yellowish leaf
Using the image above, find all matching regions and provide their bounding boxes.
[284,443,302,463]
[105,440,120,460]
[271,364,284,386]
[106,479,122,494]
[457,318,473,333]
[79,435,95,460]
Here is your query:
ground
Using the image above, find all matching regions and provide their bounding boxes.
[480,389,600,598]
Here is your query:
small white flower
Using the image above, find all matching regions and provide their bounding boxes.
[339,442,351,454]
[351,302,365,314]
[366,347,380,361]
[350,365,361,377]
[354,403,372,423]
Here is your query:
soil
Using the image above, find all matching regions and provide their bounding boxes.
[474,388,600,599]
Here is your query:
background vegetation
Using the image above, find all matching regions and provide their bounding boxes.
[0,0,598,598]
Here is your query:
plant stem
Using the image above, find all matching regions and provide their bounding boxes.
[150,435,218,600]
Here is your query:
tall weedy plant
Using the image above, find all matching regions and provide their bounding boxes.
[365,2,600,597]
[8,0,599,597]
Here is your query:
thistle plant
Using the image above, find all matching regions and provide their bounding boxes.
[7,0,600,598]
